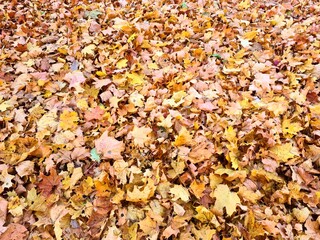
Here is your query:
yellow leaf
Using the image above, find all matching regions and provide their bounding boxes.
[310,103,320,115]
[174,127,193,146]
[128,33,137,43]
[131,126,152,147]
[293,207,310,223]
[69,167,83,188]
[76,99,89,110]
[250,169,284,183]
[167,160,185,179]
[170,184,190,202]
[96,71,107,77]
[27,188,46,212]
[129,92,145,107]
[54,221,63,240]
[269,142,299,162]
[57,57,66,63]
[139,216,157,235]
[222,66,241,74]
[282,118,303,137]
[225,126,237,143]
[113,160,129,185]
[238,0,251,10]
[113,18,132,33]
[57,47,68,55]
[147,62,159,69]
[126,178,155,203]
[212,184,240,216]
[126,72,144,86]
[112,188,125,204]
[128,222,138,240]
[191,225,216,240]
[59,110,79,130]
[81,44,96,56]
[190,180,206,199]
[194,206,214,223]
[244,31,257,40]
[215,168,247,182]
[238,186,263,204]
[234,48,247,59]
[116,59,128,69]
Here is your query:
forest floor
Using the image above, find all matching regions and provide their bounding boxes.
[0,0,320,239]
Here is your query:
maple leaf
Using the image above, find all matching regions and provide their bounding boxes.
[131,126,152,147]
[212,184,241,216]
[139,216,158,236]
[65,71,86,88]
[59,110,79,130]
[38,168,62,197]
[191,225,216,240]
[116,59,128,69]
[126,72,145,86]
[84,106,105,121]
[170,184,190,202]
[174,127,193,146]
[0,223,28,240]
[194,206,215,224]
[90,148,101,162]
[126,178,156,203]
[269,142,299,162]
[84,10,102,19]
[95,131,125,160]
[27,188,46,212]
[190,180,206,199]
[282,118,303,138]
[0,169,14,189]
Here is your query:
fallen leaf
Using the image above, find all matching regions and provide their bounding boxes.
[38,168,62,197]
[59,110,79,130]
[212,184,241,216]
[269,142,299,162]
[170,184,190,202]
[95,131,125,160]
[126,178,156,203]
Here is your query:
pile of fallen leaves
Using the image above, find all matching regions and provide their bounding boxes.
[0,0,320,239]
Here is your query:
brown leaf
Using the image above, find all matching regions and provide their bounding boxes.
[0,224,28,240]
[38,168,62,197]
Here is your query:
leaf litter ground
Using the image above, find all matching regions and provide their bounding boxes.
[0,0,320,239]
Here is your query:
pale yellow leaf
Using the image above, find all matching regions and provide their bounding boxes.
[212,184,240,216]
[170,184,190,202]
